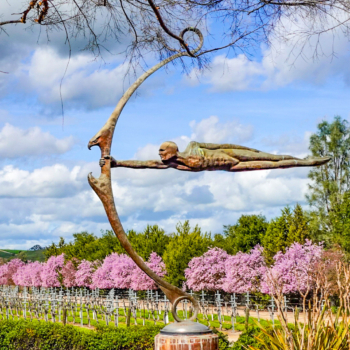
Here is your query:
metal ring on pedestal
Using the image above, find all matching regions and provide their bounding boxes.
[172,295,198,322]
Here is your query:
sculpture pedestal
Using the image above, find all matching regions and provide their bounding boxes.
[155,321,218,350]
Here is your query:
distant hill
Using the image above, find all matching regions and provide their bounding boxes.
[0,248,45,262]
[28,245,43,251]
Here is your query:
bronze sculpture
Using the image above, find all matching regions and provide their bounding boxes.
[87,27,330,324]
[99,140,330,172]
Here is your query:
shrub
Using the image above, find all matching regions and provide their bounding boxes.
[0,319,162,350]
[0,319,232,350]
[231,326,272,350]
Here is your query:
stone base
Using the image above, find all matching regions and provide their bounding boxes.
[155,332,219,350]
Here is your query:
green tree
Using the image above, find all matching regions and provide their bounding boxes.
[307,116,350,235]
[128,225,170,260]
[44,231,124,261]
[163,221,212,287]
[326,192,350,254]
[219,214,268,254]
[262,204,310,264]
[44,237,68,260]
[16,251,28,263]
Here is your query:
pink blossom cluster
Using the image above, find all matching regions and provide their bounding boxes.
[0,252,166,290]
[185,248,229,291]
[185,241,325,294]
[223,245,266,293]
[261,240,324,294]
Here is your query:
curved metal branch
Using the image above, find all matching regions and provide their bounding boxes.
[88,32,203,322]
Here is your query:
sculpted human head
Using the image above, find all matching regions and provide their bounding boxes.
[159,141,178,161]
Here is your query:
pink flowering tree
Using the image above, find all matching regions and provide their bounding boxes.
[223,246,266,293]
[91,253,137,289]
[110,254,137,289]
[185,248,229,291]
[91,254,119,289]
[40,254,65,288]
[261,240,324,295]
[13,261,43,287]
[131,252,166,290]
[61,259,78,288]
[0,259,25,285]
[75,260,98,287]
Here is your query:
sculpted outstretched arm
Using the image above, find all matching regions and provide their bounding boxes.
[197,142,259,152]
[116,160,170,169]
[100,157,170,169]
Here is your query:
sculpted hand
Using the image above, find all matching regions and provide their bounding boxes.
[99,158,106,167]
[100,156,117,168]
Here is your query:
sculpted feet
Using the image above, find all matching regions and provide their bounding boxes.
[303,156,332,166]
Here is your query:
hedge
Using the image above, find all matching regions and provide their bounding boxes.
[0,319,235,350]
[0,319,162,350]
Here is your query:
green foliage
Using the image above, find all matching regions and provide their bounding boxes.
[0,319,162,350]
[326,191,350,254]
[163,221,212,287]
[231,326,269,350]
[249,302,350,350]
[16,251,28,262]
[211,328,232,350]
[262,204,310,264]
[307,117,350,237]
[0,319,237,350]
[44,231,125,261]
[127,225,170,260]
[220,215,268,254]
[44,226,169,262]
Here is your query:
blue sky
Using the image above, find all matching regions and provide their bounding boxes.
[0,1,350,249]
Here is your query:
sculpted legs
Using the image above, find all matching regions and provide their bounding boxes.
[230,156,330,171]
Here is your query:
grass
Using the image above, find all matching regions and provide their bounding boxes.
[0,251,14,259]
[2,250,22,254]
[0,305,276,332]
[25,250,45,262]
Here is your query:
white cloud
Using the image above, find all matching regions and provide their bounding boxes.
[189,116,253,144]
[261,131,312,158]
[0,123,75,158]
[0,164,84,198]
[187,10,350,92]
[16,48,131,110]
[188,54,264,92]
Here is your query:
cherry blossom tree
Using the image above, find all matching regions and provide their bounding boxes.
[61,259,78,288]
[90,254,119,289]
[75,260,98,287]
[13,261,43,287]
[261,240,324,294]
[223,246,266,293]
[131,252,166,290]
[40,254,65,288]
[185,248,229,291]
[110,254,137,289]
[0,259,25,286]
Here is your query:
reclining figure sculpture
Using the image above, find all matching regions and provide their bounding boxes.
[100,141,330,171]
